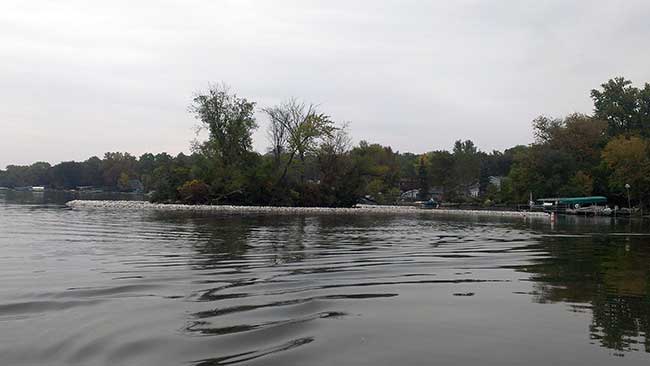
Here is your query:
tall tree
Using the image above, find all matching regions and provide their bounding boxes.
[533,114,607,169]
[263,99,336,184]
[316,124,359,207]
[591,77,641,136]
[102,152,137,188]
[266,106,289,166]
[190,84,257,168]
[427,150,455,199]
[639,83,650,134]
[352,141,401,204]
[451,140,480,197]
[190,84,258,201]
[416,155,430,200]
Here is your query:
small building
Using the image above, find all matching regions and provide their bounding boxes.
[468,183,480,198]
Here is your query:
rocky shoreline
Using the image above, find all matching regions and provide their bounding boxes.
[66,200,550,219]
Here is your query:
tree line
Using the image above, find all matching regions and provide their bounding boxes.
[1,77,649,208]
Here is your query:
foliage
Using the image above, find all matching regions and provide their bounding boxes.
[416,155,429,200]
[501,113,609,203]
[263,99,337,184]
[591,77,650,137]
[178,179,210,204]
[451,140,480,196]
[602,136,650,207]
[102,152,137,189]
[117,172,131,192]
[190,84,257,167]
[351,141,401,204]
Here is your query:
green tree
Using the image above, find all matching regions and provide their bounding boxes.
[639,83,650,133]
[568,170,594,197]
[102,152,137,189]
[81,157,103,187]
[533,114,607,169]
[416,155,430,200]
[427,150,455,200]
[50,161,83,189]
[149,155,192,202]
[452,140,480,198]
[504,113,608,202]
[190,84,258,201]
[190,84,257,167]
[396,152,418,187]
[352,141,401,204]
[591,77,643,136]
[602,136,650,207]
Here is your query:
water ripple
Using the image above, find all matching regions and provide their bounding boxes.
[2,199,650,365]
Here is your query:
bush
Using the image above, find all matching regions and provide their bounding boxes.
[178,179,210,204]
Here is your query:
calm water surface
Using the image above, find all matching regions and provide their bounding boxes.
[1,191,649,365]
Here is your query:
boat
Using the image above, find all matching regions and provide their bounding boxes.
[565,206,612,216]
[535,196,608,214]
[420,198,439,209]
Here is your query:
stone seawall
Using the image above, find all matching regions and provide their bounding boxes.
[66,200,550,219]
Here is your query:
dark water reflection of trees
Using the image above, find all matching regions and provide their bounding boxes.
[148,213,400,271]
[520,219,650,355]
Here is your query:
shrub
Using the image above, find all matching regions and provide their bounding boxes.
[178,179,210,204]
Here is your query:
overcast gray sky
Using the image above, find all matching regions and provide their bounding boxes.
[2,0,650,169]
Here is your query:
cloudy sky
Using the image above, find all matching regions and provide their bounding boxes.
[2,0,650,169]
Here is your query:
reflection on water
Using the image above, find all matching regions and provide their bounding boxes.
[1,191,650,365]
[518,225,650,355]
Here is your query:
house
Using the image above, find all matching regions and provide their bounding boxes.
[467,183,480,198]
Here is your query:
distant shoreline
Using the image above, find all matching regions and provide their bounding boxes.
[66,200,550,219]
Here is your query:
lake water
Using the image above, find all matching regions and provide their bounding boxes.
[1,191,649,365]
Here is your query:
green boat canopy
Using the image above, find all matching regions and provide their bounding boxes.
[537,196,607,205]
